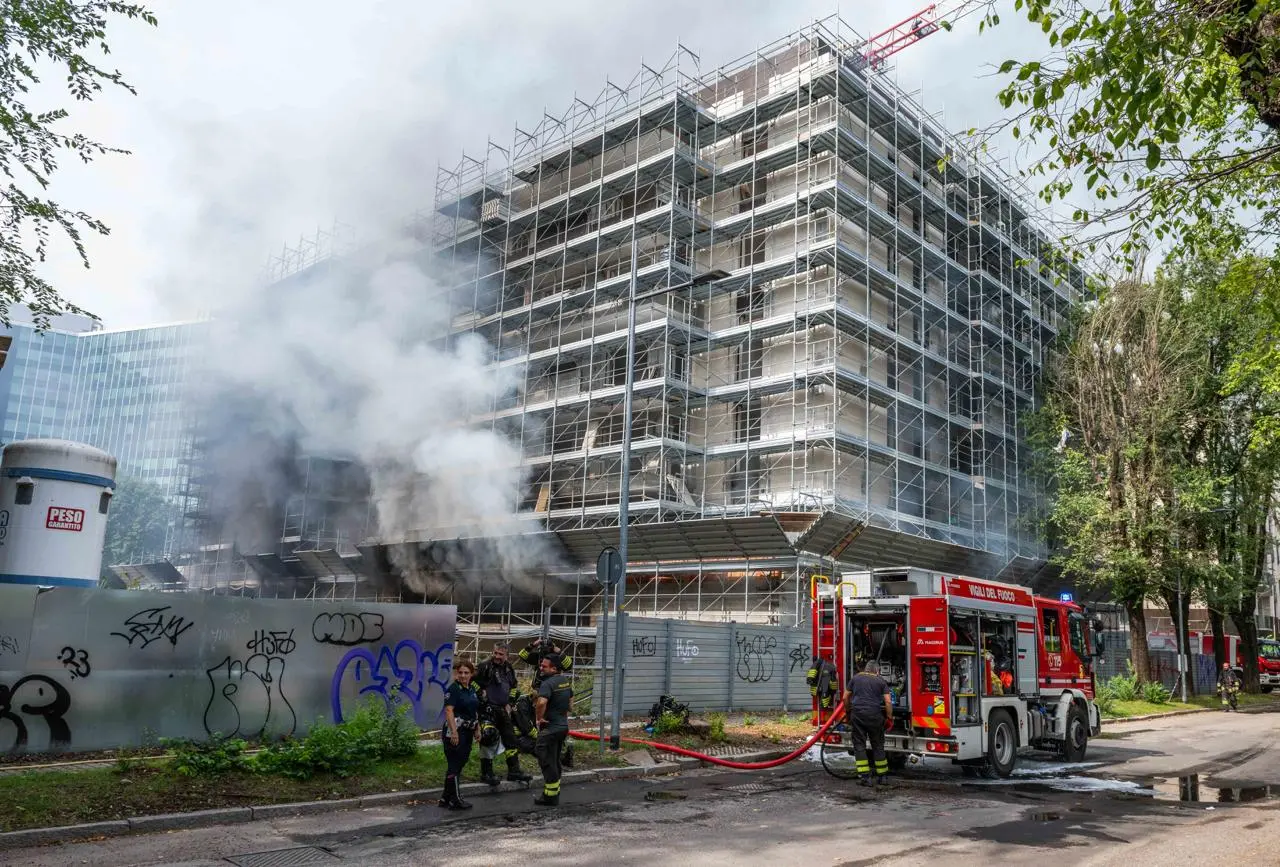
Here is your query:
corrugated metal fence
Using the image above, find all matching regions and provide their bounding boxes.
[591,616,812,718]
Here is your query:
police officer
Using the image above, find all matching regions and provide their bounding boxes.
[438,659,479,810]
[474,643,533,786]
[842,658,894,786]
[533,655,573,807]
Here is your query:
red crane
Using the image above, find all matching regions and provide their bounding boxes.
[859,1,991,69]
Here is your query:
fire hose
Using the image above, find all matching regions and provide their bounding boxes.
[567,698,849,770]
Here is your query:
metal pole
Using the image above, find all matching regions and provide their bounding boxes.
[597,606,609,754]
[610,236,640,750]
[1177,575,1188,704]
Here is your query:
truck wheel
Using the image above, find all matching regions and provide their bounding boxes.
[888,754,908,771]
[984,711,1018,779]
[1263,686,1274,694]
[1061,704,1089,763]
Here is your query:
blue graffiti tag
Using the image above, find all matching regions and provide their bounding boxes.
[330,640,454,727]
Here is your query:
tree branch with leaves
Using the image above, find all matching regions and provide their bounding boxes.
[0,1,157,329]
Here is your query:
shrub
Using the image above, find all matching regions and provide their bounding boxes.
[1105,664,1140,702]
[255,700,419,781]
[708,712,727,743]
[164,736,249,777]
[1094,681,1117,715]
[651,710,687,736]
[742,714,757,727]
[1141,680,1172,705]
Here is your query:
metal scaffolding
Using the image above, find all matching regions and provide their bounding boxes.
[169,15,1084,664]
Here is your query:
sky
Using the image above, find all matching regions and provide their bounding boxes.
[40,1,1045,329]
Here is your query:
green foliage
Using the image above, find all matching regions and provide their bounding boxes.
[1093,681,1117,715]
[651,710,687,737]
[741,714,756,728]
[102,475,173,569]
[254,701,419,781]
[708,712,727,743]
[1106,666,1141,703]
[976,0,1280,259]
[0,1,158,328]
[1141,680,1173,704]
[162,736,249,777]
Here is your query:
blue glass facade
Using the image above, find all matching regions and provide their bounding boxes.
[0,310,206,559]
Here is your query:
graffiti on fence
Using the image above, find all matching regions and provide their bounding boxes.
[330,639,454,727]
[735,635,777,683]
[111,606,196,650]
[674,638,699,663]
[57,646,91,680]
[789,644,811,673]
[631,635,657,658]
[0,674,71,752]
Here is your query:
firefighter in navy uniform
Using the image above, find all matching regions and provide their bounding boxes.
[1218,662,1242,712]
[519,638,576,768]
[533,655,574,806]
[842,658,894,786]
[474,643,533,786]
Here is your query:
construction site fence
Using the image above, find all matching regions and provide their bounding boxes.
[590,615,812,718]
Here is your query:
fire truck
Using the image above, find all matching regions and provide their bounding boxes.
[810,568,1103,778]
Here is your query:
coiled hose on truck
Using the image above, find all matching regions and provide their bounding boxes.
[567,699,848,770]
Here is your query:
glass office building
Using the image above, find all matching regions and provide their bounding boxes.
[0,310,206,560]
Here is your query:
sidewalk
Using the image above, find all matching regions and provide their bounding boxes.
[0,745,793,851]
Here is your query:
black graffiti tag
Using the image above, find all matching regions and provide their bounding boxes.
[0,675,71,752]
[735,635,777,683]
[111,607,195,649]
[57,646,91,679]
[631,635,657,658]
[0,634,19,656]
[789,644,811,673]
[312,612,384,646]
[204,653,297,740]
[247,628,297,656]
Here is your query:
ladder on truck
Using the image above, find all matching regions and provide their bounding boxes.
[810,576,845,730]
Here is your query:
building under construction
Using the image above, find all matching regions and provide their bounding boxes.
[426,17,1083,628]
[157,15,1085,652]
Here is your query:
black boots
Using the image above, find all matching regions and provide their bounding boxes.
[533,792,560,807]
[506,755,532,783]
[437,775,473,810]
[480,759,501,787]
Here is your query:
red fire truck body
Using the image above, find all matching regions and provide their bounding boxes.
[812,567,1102,777]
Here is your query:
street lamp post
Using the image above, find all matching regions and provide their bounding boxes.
[608,250,727,750]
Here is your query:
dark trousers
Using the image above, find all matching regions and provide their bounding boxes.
[848,710,888,777]
[443,726,475,778]
[535,727,568,798]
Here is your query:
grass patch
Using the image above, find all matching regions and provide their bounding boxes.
[1103,691,1278,718]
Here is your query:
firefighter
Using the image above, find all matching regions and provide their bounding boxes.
[533,655,574,807]
[438,659,479,811]
[806,657,839,717]
[519,637,576,768]
[842,658,894,786]
[474,643,533,786]
[1218,662,1242,712]
[518,637,575,690]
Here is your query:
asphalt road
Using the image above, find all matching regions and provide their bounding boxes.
[5,708,1278,867]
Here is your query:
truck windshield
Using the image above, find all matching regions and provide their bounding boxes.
[1261,641,1280,661]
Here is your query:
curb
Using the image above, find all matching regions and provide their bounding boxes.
[0,748,788,851]
[1103,708,1212,724]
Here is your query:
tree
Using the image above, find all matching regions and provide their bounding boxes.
[103,474,170,567]
[0,1,157,329]
[1035,254,1280,690]
[974,0,1280,258]
[1032,272,1200,679]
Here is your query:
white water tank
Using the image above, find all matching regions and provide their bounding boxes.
[0,439,117,587]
